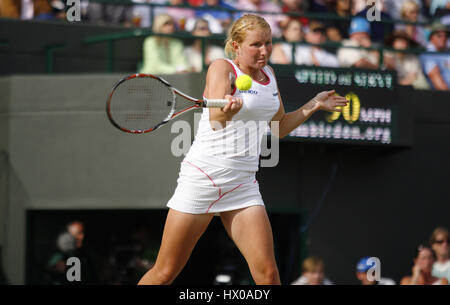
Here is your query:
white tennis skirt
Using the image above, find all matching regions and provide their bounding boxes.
[167,158,264,214]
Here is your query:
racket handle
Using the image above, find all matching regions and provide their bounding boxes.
[203,98,228,108]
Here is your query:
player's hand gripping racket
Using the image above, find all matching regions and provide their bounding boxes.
[106,74,228,133]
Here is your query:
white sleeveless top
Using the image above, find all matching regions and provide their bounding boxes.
[185,59,280,172]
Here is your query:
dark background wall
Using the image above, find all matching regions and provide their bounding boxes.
[0,18,143,74]
[259,89,450,284]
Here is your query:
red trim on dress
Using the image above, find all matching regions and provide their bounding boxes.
[227,59,271,86]
[254,68,271,86]
[206,183,243,214]
[182,160,244,214]
[183,161,217,188]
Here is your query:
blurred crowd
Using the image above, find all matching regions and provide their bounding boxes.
[40,221,449,285]
[292,226,449,285]
[0,0,449,89]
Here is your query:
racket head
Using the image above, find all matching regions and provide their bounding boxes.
[106,74,177,134]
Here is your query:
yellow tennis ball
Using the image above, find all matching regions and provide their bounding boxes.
[235,74,252,91]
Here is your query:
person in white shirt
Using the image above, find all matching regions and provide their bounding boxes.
[401,245,448,285]
[337,17,380,69]
[430,227,450,282]
[294,21,339,67]
[137,14,348,285]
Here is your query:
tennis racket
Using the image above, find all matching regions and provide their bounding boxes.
[106,73,228,134]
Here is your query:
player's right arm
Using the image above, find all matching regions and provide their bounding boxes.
[204,59,243,130]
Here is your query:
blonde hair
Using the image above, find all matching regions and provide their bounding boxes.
[224,14,271,59]
[152,13,173,34]
[302,257,325,273]
[430,227,449,245]
[400,0,419,20]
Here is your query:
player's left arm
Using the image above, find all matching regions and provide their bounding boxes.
[268,66,348,138]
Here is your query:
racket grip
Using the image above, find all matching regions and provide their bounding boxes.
[204,99,228,108]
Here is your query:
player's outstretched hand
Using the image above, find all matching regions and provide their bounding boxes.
[222,95,243,116]
[314,90,348,112]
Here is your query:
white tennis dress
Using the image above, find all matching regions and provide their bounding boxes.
[167,59,280,214]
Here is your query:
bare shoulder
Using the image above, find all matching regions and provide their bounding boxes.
[205,58,234,98]
[207,58,233,75]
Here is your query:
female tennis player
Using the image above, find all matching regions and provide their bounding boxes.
[137,14,348,285]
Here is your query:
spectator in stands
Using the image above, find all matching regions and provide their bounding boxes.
[384,30,430,89]
[351,0,366,15]
[355,257,396,285]
[46,220,98,284]
[294,21,339,67]
[46,231,77,284]
[401,244,449,285]
[195,0,234,33]
[291,256,334,285]
[140,14,190,74]
[337,17,380,69]
[280,0,309,30]
[131,0,167,28]
[2,0,66,20]
[0,0,20,18]
[271,18,304,64]
[184,18,225,72]
[235,0,284,37]
[420,22,449,90]
[87,1,133,26]
[395,0,428,47]
[430,227,450,282]
[33,0,57,20]
[384,0,425,21]
[429,0,450,17]
[355,0,394,42]
[441,13,450,33]
[67,221,85,249]
[166,0,196,31]
[187,0,203,6]
[324,0,353,42]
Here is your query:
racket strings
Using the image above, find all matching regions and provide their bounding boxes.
[109,77,175,131]
[172,92,200,115]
